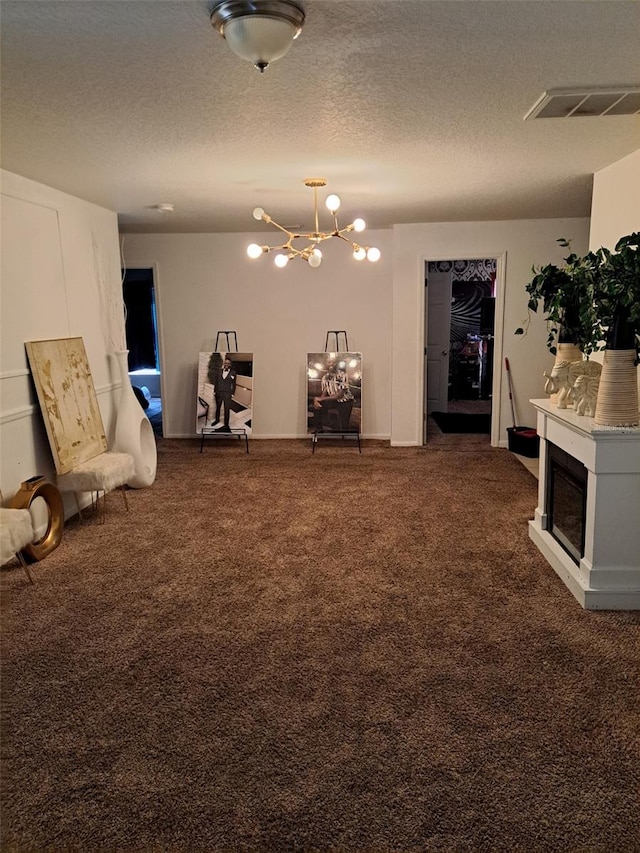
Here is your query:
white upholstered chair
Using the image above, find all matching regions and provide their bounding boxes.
[0,507,36,583]
[57,451,135,523]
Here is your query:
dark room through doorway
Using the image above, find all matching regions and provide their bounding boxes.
[121,267,163,436]
[424,258,497,440]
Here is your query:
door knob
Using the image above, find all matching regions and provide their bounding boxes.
[441,350,448,356]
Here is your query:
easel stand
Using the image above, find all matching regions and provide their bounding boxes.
[325,330,349,352]
[200,427,249,454]
[215,331,238,353]
[199,331,249,453]
[311,331,362,453]
[312,430,361,454]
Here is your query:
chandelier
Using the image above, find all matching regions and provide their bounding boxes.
[210,0,305,73]
[247,179,381,269]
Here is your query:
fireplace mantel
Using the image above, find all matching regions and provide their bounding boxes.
[529,399,640,610]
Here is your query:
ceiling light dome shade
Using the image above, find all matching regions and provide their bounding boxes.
[211,0,305,72]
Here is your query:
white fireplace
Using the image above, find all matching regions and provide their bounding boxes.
[529,399,640,610]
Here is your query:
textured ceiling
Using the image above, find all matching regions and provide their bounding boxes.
[1,0,639,234]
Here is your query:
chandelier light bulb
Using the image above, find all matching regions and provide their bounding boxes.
[253,207,265,221]
[247,243,263,259]
[367,247,381,262]
[353,246,366,261]
[312,248,322,259]
[274,253,289,268]
[353,218,366,232]
[308,253,322,268]
[325,194,341,213]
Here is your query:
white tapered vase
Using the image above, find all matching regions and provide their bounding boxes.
[113,350,157,487]
[594,349,639,427]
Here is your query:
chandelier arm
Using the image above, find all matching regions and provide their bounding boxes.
[293,232,332,242]
[261,238,294,253]
[333,233,353,245]
[265,219,295,239]
[281,246,305,259]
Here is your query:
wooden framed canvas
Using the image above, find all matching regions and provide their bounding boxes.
[307,352,362,434]
[25,337,107,474]
[196,351,253,434]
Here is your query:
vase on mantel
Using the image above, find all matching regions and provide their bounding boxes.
[113,350,157,488]
[594,349,639,427]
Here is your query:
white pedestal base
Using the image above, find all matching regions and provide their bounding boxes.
[529,518,640,610]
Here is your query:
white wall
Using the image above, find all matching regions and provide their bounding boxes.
[127,219,592,445]
[589,149,640,251]
[121,232,393,438]
[391,219,590,445]
[0,170,125,511]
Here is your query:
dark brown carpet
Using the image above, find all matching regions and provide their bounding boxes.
[1,439,639,852]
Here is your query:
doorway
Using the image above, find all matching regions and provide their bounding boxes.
[121,267,163,436]
[424,258,497,442]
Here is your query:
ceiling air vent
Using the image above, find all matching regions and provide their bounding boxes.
[524,87,640,120]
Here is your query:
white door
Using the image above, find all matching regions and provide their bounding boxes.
[425,270,452,417]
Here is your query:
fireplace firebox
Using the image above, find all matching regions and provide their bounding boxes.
[546,442,587,564]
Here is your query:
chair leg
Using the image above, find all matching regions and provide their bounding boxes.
[74,492,85,523]
[72,485,127,523]
[16,552,34,584]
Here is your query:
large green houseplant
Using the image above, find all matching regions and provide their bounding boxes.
[515,238,598,356]
[589,232,640,359]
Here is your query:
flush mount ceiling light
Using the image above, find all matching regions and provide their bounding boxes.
[210,0,305,72]
[247,178,381,269]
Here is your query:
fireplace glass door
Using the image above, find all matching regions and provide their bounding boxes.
[546,442,588,564]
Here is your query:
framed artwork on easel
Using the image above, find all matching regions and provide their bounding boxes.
[196,351,254,435]
[306,352,362,435]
